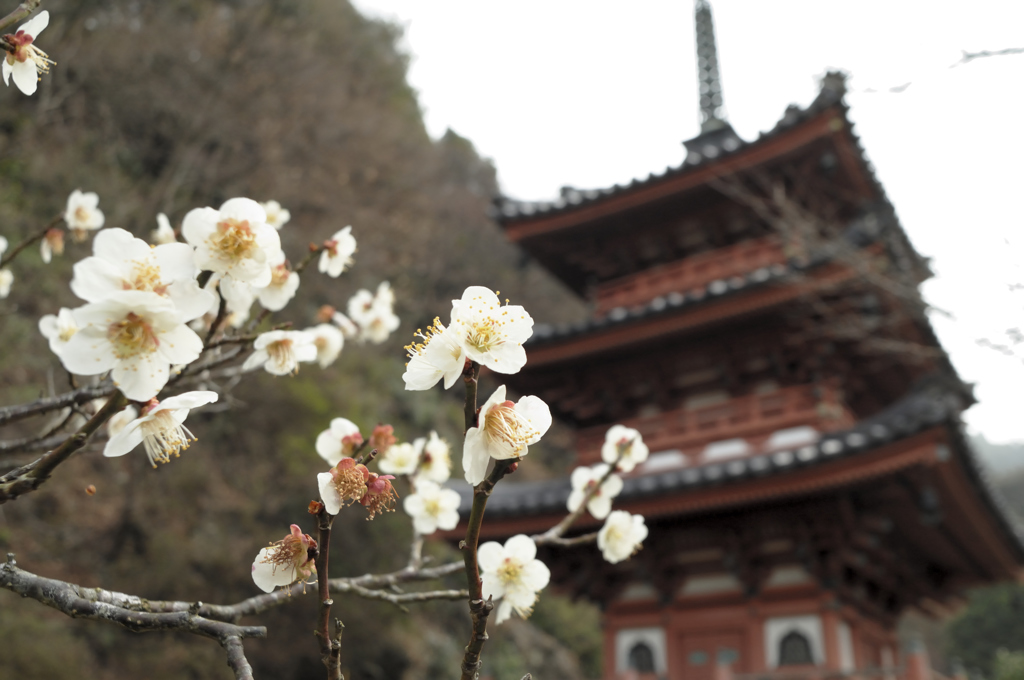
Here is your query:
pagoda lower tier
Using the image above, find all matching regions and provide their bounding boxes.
[452,386,1023,679]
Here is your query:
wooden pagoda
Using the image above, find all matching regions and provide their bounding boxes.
[458,3,1023,679]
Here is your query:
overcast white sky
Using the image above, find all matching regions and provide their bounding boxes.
[352,0,1024,443]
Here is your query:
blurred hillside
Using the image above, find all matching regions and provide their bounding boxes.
[0,1,594,679]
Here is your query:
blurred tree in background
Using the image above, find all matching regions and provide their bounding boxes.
[0,1,593,678]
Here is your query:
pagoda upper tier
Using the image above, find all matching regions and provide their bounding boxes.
[492,72,929,312]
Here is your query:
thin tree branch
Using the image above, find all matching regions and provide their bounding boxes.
[0,555,266,668]
[0,213,61,269]
[532,451,622,546]
[0,382,115,427]
[0,392,126,503]
[0,0,42,41]
[313,508,343,680]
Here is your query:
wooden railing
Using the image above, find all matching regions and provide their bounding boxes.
[595,236,788,316]
[576,383,854,467]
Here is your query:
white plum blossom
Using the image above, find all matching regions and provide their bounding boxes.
[251,524,317,593]
[402,318,466,391]
[63,190,105,239]
[348,282,399,344]
[40,228,63,263]
[479,535,550,625]
[330,310,360,338]
[403,479,460,535]
[2,11,53,96]
[153,213,176,245]
[307,323,344,368]
[318,226,356,277]
[255,251,299,312]
[414,431,451,484]
[463,385,552,486]
[60,290,204,401]
[261,200,291,230]
[0,269,13,298]
[106,404,138,439]
[601,424,649,473]
[214,276,256,328]
[378,441,418,476]
[567,463,623,520]
[598,510,648,564]
[0,235,7,256]
[315,417,363,467]
[71,228,214,322]
[242,330,317,376]
[448,286,533,374]
[103,391,218,466]
[38,307,79,355]
[183,197,282,287]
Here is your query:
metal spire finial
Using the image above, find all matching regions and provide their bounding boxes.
[694,0,727,132]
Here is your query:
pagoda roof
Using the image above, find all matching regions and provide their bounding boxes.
[454,384,1024,567]
[493,71,859,227]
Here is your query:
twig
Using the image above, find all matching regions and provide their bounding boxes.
[293,243,323,275]
[313,508,343,680]
[0,0,42,40]
[342,583,466,612]
[0,213,61,269]
[0,554,265,673]
[205,293,229,345]
[0,382,115,427]
[532,452,622,546]
[458,360,518,680]
[0,392,126,503]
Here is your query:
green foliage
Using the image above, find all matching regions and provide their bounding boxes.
[995,650,1024,680]
[948,583,1024,677]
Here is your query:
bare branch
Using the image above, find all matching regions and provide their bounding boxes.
[0,393,126,503]
[0,0,41,38]
[313,508,343,680]
[0,382,115,427]
[533,451,622,547]
[0,555,266,670]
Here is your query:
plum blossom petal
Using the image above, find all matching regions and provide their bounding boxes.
[255,251,299,312]
[243,330,317,375]
[478,535,549,625]
[0,269,11,298]
[318,226,356,277]
[182,198,282,287]
[462,386,551,485]
[378,441,418,476]
[598,510,648,564]
[103,391,218,465]
[315,418,362,467]
[3,11,53,96]
[347,282,398,344]
[448,286,533,374]
[307,324,344,368]
[600,425,649,472]
[566,463,623,520]
[402,318,466,391]
[261,200,291,230]
[414,431,451,484]
[38,307,79,356]
[251,524,317,593]
[153,213,177,244]
[402,479,461,535]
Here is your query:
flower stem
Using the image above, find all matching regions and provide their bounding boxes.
[462,361,480,433]
[313,508,343,680]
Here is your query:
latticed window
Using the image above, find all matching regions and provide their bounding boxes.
[779,631,814,665]
[628,642,657,673]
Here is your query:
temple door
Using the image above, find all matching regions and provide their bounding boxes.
[677,631,744,680]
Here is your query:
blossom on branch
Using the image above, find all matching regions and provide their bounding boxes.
[60,290,204,400]
[597,510,648,564]
[567,463,623,520]
[103,391,218,467]
[307,323,344,368]
[403,479,460,535]
[71,228,213,322]
[369,423,396,457]
[479,534,550,625]
[414,431,451,484]
[0,268,11,298]
[38,307,79,356]
[242,330,317,375]
[251,524,317,593]
[378,441,417,476]
[463,385,551,486]
[318,226,356,277]
[152,213,176,245]
[317,458,396,519]
[449,286,533,374]
[347,282,399,344]
[402,318,466,391]
[63,190,105,240]
[255,251,299,312]
[2,10,53,96]
[183,198,282,287]
[261,200,291,230]
[315,418,363,467]
[41,228,64,263]
[600,424,649,472]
